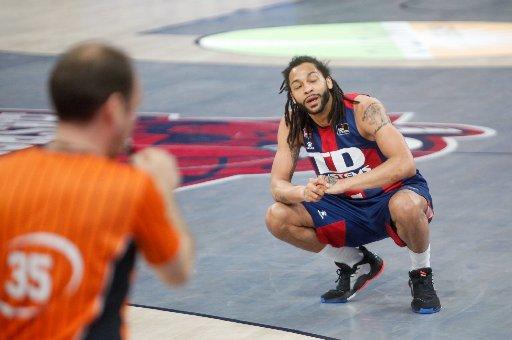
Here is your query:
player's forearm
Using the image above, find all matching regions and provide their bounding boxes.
[175,231,195,284]
[271,179,305,204]
[331,156,416,193]
[165,193,195,268]
[162,189,189,233]
[155,229,195,286]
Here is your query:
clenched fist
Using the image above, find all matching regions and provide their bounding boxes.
[131,148,181,192]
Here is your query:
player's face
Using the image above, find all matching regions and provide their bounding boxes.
[288,63,333,115]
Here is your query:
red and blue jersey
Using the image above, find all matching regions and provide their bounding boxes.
[302,93,427,199]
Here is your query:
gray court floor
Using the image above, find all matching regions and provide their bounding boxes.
[1,1,511,339]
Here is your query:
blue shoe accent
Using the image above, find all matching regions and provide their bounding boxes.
[321,297,348,304]
[414,307,441,314]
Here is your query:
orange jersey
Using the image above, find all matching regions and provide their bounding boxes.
[0,147,180,339]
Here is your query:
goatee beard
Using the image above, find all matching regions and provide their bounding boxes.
[299,89,331,115]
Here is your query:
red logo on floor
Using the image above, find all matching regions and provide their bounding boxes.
[0,110,495,187]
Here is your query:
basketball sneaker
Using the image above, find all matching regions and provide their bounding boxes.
[321,246,384,303]
[408,267,441,314]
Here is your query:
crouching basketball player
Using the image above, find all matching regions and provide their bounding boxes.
[265,56,440,314]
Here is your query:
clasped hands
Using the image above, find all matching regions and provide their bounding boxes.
[302,175,345,202]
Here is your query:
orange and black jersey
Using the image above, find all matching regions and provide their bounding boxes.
[0,147,180,339]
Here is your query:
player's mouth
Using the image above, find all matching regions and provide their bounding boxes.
[305,95,320,108]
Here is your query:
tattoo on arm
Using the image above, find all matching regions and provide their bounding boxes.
[326,174,339,186]
[373,121,389,134]
[362,102,391,135]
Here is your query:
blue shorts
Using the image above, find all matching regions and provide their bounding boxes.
[302,177,434,248]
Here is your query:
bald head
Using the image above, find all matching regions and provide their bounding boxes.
[49,42,134,123]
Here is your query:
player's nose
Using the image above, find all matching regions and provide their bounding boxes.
[303,83,313,94]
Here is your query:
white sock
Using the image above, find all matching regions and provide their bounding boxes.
[409,245,431,270]
[320,245,363,267]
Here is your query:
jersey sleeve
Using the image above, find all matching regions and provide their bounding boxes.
[133,175,180,265]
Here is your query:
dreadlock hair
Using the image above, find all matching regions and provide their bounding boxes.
[279,56,357,149]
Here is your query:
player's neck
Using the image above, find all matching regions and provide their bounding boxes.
[48,122,107,156]
[309,94,333,128]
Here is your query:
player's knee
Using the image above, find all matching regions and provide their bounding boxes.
[390,195,422,222]
[265,203,288,237]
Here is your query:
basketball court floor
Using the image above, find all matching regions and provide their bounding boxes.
[1,1,511,339]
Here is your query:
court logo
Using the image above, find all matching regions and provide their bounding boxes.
[0,110,496,187]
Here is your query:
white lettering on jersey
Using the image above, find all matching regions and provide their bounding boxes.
[307,147,367,174]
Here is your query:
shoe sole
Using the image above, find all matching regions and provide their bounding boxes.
[321,296,349,303]
[413,306,441,314]
[321,260,386,304]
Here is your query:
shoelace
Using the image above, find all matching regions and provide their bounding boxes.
[411,275,437,298]
[333,255,372,289]
[334,266,358,290]
[335,269,348,283]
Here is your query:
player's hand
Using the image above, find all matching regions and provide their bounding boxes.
[131,147,182,191]
[302,177,328,202]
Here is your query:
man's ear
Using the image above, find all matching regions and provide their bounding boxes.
[101,92,124,126]
[326,76,333,90]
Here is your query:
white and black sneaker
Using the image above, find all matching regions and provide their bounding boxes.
[321,246,385,303]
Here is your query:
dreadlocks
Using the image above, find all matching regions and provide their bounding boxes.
[279,56,357,149]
